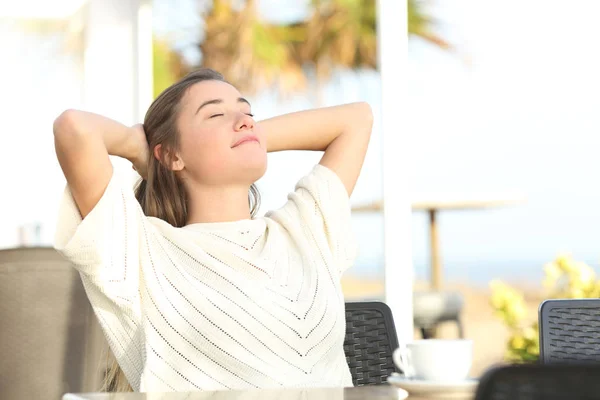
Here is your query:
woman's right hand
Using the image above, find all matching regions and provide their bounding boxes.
[129,124,150,180]
[55,110,153,217]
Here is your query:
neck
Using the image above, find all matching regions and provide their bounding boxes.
[185,183,252,224]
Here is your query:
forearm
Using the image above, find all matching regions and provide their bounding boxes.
[261,102,372,152]
[53,109,138,161]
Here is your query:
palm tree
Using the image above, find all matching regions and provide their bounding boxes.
[290,0,378,82]
[180,0,452,95]
[292,0,451,83]
[408,0,452,50]
[199,0,307,93]
[154,38,189,98]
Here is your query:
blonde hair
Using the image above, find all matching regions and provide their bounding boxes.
[101,350,133,392]
[103,69,261,391]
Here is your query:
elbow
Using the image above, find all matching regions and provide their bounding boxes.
[53,109,87,156]
[355,101,373,124]
[54,110,90,156]
[53,109,81,140]
[338,102,373,143]
[356,102,373,133]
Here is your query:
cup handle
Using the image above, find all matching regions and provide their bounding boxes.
[393,346,413,378]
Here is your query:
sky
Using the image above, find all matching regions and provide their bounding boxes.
[404,0,600,284]
[2,0,600,287]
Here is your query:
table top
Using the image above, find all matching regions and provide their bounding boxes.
[62,384,461,400]
[352,193,526,213]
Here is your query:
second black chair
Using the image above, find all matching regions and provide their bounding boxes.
[539,298,600,364]
[344,301,399,386]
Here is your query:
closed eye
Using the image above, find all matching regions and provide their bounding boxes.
[209,113,253,119]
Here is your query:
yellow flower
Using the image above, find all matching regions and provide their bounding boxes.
[573,262,595,284]
[568,287,585,298]
[510,335,526,350]
[555,254,572,271]
[527,344,540,356]
[507,301,526,323]
[544,262,561,278]
[523,327,537,341]
[590,281,600,297]
[543,262,561,288]
[489,280,528,328]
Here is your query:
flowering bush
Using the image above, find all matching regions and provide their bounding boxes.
[490,254,600,362]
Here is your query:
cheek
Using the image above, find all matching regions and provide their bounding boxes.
[255,124,266,147]
[181,128,231,174]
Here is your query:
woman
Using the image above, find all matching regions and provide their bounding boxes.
[53,68,372,392]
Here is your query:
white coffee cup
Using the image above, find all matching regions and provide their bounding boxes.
[392,339,473,381]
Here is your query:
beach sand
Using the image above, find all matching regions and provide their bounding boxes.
[341,276,545,377]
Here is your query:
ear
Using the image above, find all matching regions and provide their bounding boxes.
[154,144,185,171]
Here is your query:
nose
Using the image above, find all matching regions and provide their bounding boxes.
[234,113,254,131]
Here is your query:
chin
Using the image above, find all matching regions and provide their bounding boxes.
[247,161,268,181]
[238,157,267,182]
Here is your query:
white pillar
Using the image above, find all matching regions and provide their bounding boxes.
[83,0,153,171]
[377,0,414,342]
[83,0,152,122]
[136,0,154,120]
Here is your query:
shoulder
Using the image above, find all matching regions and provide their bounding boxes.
[296,164,346,192]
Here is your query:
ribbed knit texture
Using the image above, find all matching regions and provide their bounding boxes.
[54,164,357,392]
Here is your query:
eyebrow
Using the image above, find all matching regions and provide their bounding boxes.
[195,97,251,114]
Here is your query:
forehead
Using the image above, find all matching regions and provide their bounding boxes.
[183,80,242,107]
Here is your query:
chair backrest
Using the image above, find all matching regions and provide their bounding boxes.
[539,299,600,364]
[0,247,107,399]
[475,363,600,400]
[343,301,399,386]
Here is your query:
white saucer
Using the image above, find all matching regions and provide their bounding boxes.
[387,373,478,398]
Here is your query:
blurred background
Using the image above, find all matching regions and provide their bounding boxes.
[2,0,600,379]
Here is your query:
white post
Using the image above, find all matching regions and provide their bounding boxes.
[83,0,153,171]
[377,0,414,342]
[136,0,154,120]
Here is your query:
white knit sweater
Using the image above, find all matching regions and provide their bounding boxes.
[54,164,357,392]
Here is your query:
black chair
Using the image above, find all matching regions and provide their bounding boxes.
[539,299,600,364]
[475,364,600,400]
[343,301,399,386]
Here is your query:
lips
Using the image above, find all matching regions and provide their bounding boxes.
[232,135,260,148]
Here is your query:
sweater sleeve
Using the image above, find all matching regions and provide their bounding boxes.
[285,164,358,276]
[54,170,144,297]
[53,171,146,388]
